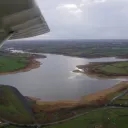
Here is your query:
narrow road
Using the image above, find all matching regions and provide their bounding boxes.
[109,89,128,105]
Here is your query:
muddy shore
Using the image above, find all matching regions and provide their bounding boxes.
[27,81,128,112]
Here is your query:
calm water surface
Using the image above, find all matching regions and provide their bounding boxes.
[0,54,127,101]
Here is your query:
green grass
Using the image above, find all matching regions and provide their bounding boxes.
[100,65,127,74]
[0,86,34,124]
[107,91,122,101]
[107,89,128,105]
[93,61,128,76]
[24,42,128,58]
[45,108,128,128]
[3,108,128,128]
[0,56,29,72]
[106,108,128,128]
[109,93,128,105]
[112,62,128,67]
[45,109,104,128]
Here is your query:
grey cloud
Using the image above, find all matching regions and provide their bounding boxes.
[35,0,128,39]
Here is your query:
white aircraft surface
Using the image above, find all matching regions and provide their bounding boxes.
[0,0,50,47]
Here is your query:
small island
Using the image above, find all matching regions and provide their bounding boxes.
[74,61,128,78]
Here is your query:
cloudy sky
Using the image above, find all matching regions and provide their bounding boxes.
[35,0,128,39]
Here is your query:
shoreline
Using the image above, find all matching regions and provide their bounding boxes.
[0,53,46,75]
[74,69,128,79]
[25,52,128,59]
[74,62,128,79]
[0,58,41,75]
[0,53,127,110]
[81,81,128,104]
[27,81,128,112]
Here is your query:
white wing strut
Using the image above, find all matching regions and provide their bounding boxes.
[0,0,50,47]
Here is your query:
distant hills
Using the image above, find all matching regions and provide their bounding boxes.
[4,39,128,46]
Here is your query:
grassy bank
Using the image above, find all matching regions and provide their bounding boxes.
[76,61,128,78]
[0,56,29,72]
[0,54,42,75]
[0,85,34,124]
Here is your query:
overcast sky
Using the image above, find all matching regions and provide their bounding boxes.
[34,0,128,39]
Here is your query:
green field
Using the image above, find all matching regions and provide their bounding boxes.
[44,108,128,128]
[87,61,128,77]
[0,86,34,124]
[45,109,104,128]
[0,86,128,128]
[12,41,128,58]
[0,56,29,73]
[108,91,128,106]
[1,108,128,128]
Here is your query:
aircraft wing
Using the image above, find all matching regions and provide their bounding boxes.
[0,0,50,43]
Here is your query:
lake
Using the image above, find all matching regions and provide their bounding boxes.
[0,54,127,101]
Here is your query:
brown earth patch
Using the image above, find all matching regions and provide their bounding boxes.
[28,81,128,112]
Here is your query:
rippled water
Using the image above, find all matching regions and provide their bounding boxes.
[0,53,127,101]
